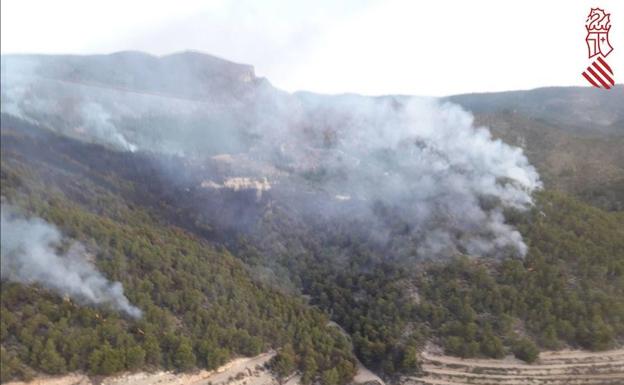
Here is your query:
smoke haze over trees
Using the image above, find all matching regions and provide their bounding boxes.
[1,204,142,318]
[1,52,541,258]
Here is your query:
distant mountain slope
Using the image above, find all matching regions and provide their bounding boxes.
[2,51,262,101]
[446,86,624,135]
[446,87,624,210]
[1,51,289,154]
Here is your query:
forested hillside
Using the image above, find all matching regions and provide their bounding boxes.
[2,113,623,382]
[232,190,624,374]
[0,117,357,384]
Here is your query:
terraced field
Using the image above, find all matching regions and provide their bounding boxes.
[404,349,624,385]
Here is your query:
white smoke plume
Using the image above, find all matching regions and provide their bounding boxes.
[0,204,142,318]
[1,56,140,152]
[0,52,542,258]
[279,95,541,257]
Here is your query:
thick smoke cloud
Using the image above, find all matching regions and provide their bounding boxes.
[272,94,541,257]
[0,204,142,318]
[1,53,541,258]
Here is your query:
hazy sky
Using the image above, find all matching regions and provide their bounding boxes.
[2,0,622,96]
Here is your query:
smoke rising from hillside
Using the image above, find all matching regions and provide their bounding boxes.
[0,204,142,318]
[0,53,541,258]
[274,95,541,257]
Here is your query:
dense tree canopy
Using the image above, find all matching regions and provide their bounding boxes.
[1,118,623,382]
[0,128,357,383]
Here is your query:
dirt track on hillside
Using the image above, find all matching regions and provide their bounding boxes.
[5,350,383,385]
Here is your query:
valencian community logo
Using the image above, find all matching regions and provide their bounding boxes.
[582,8,615,89]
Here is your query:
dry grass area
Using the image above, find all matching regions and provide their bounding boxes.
[403,348,624,385]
